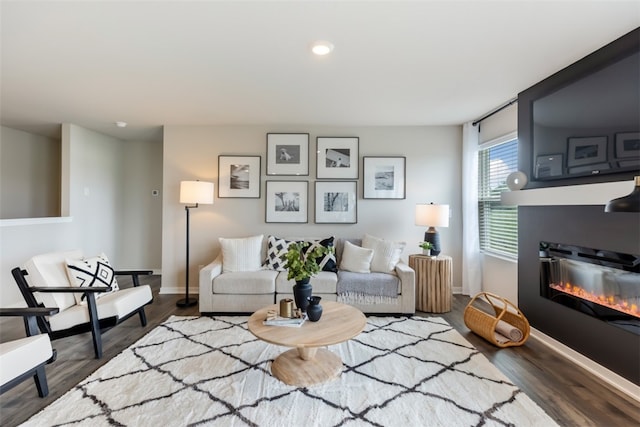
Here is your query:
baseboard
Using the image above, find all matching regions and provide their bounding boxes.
[530,327,640,402]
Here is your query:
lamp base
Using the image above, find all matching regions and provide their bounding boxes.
[424,227,441,256]
[176,297,198,308]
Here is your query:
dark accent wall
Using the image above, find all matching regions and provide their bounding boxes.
[519,205,640,384]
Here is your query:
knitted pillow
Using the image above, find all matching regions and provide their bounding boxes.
[219,235,264,273]
[362,234,406,273]
[302,237,337,272]
[65,253,120,304]
[264,235,296,271]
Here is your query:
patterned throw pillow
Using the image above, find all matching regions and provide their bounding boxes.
[264,235,296,271]
[65,253,120,304]
[302,237,337,272]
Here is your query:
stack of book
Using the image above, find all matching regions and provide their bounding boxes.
[263,314,307,327]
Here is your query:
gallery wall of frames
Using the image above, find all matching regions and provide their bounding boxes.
[218,133,406,224]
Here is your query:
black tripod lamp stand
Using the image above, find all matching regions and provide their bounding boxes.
[177,180,214,308]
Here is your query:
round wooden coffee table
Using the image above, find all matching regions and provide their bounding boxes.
[248,301,366,387]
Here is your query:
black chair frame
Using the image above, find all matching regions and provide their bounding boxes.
[11,267,153,359]
[0,307,59,397]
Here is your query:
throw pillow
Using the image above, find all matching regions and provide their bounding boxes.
[65,253,120,304]
[219,235,264,273]
[302,237,338,272]
[362,234,406,274]
[264,235,296,271]
[340,241,374,274]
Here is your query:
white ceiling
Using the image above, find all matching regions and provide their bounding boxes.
[1,1,639,142]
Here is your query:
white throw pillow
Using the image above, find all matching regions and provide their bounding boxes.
[340,241,374,274]
[362,234,406,273]
[219,235,264,273]
[65,253,120,304]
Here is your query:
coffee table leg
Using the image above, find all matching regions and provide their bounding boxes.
[271,348,342,387]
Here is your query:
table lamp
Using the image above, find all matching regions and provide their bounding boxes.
[415,203,449,256]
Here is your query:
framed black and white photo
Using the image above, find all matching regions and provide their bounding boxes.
[265,181,308,223]
[567,136,608,168]
[266,133,309,176]
[615,132,640,159]
[218,155,261,198]
[534,154,564,179]
[316,137,359,179]
[363,156,406,199]
[315,181,357,224]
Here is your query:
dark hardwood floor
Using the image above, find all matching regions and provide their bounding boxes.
[1,276,638,426]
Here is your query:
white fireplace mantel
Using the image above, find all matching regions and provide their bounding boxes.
[501,179,634,206]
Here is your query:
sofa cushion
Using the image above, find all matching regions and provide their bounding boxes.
[219,235,264,273]
[275,271,337,294]
[213,270,278,294]
[23,250,84,311]
[303,237,338,272]
[340,241,374,273]
[65,253,120,304]
[264,235,296,271]
[362,234,406,274]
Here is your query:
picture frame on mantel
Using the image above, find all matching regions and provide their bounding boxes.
[218,155,261,198]
[315,181,357,224]
[363,156,406,199]
[265,180,308,223]
[266,133,309,176]
[316,137,359,179]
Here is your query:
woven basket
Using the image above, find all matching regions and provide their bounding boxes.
[463,292,530,348]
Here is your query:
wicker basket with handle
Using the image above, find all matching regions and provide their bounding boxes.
[463,292,530,348]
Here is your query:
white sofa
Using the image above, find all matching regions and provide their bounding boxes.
[199,235,415,315]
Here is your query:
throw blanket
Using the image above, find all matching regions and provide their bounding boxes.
[337,271,399,304]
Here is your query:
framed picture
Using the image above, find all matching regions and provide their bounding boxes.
[315,181,357,224]
[363,156,406,199]
[266,133,309,176]
[218,155,261,198]
[615,132,640,159]
[567,136,607,168]
[265,181,308,223]
[534,154,564,179]
[316,137,359,179]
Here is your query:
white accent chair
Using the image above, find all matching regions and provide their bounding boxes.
[11,250,153,359]
[0,307,59,397]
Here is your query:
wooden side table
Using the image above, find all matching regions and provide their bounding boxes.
[408,254,453,313]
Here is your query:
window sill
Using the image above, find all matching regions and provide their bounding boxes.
[0,216,73,227]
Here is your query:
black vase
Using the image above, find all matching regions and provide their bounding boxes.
[307,296,323,322]
[293,278,312,312]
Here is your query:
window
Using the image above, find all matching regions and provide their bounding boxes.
[478,137,518,257]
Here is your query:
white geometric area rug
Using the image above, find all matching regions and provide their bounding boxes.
[22,316,559,427]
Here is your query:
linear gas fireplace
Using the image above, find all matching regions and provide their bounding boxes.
[540,242,640,336]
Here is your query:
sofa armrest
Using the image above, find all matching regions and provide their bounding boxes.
[199,254,223,311]
[395,261,416,312]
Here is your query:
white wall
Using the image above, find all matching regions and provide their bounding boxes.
[161,125,462,294]
[0,124,163,307]
[0,126,61,219]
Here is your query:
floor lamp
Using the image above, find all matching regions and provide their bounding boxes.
[177,180,214,308]
[415,202,450,256]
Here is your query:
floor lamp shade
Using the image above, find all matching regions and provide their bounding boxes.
[177,180,214,308]
[415,203,449,256]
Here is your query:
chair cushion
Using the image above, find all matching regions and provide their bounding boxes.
[362,234,406,273]
[0,334,52,386]
[24,250,84,311]
[48,285,152,332]
[340,241,374,273]
[275,271,337,294]
[219,235,264,273]
[213,270,277,294]
[65,253,120,304]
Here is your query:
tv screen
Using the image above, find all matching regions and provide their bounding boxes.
[519,28,640,187]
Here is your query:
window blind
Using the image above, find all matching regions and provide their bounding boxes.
[478,138,518,257]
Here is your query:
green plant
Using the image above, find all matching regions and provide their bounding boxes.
[285,242,333,282]
[418,241,433,250]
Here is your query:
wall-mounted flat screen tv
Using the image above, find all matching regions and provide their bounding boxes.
[519,28,640,188]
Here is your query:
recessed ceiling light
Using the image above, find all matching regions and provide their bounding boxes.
[311,41,334,56]
[115,121,127,128]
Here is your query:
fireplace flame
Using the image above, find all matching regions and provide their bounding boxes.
[550,282,640,319]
